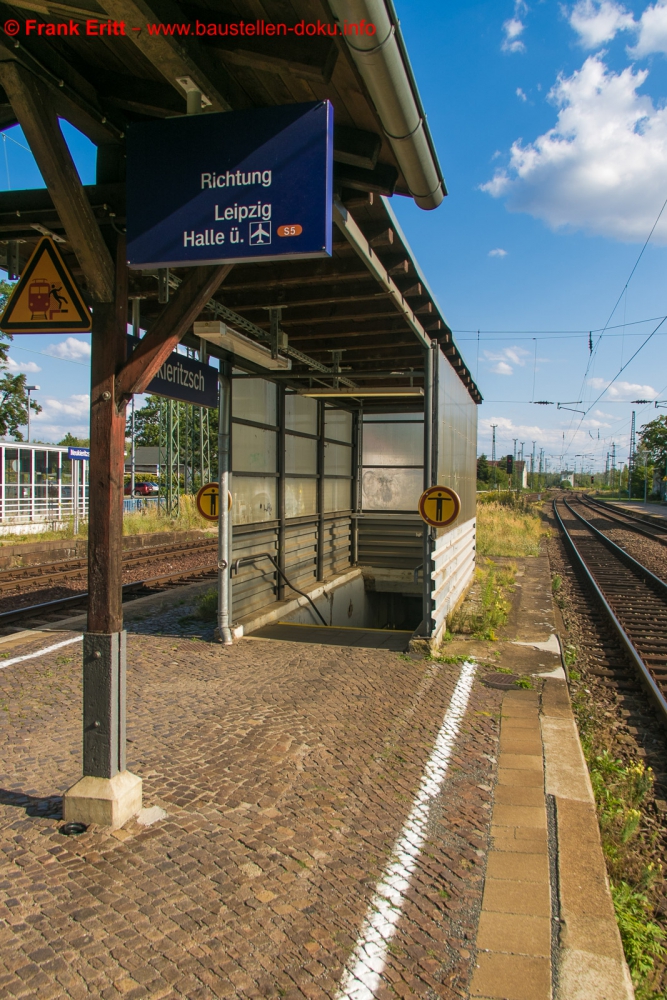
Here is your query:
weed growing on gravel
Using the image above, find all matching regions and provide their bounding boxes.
[612,881,666,987]
[476,501,548,558]
[552,574,562,593]
[590,754,654,864]
[449,559,515,639]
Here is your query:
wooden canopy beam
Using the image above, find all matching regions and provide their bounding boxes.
[115,263,233,404]
[99,0,242,112]
[0,60,115,302]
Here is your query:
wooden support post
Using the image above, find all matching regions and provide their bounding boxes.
[63,237,142,829]
[87,237,127,634]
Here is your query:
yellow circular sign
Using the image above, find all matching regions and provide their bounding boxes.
[418,485,461,528]
[195,483,232,521]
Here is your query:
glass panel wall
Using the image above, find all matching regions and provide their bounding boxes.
[0,444,82,523]
[323,404,353,512]
[362,413,424,511]
[231,379,278,525]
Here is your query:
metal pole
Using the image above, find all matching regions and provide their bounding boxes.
[73,459,79,534]
[217,369,233,644]
[130,396,135,498]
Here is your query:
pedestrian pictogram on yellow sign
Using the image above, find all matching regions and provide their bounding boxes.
[418,485,461,528]
[0,237,92,333]
[195,482,232,521]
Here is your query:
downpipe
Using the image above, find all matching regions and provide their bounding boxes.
[217,371,233,645]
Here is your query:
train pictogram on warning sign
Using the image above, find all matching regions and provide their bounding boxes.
[0,237,91,334]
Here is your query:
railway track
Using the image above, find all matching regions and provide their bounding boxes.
[577,493,667,546]
[0,564,218,634]
[554,494,667,722]
[0,535,217,593]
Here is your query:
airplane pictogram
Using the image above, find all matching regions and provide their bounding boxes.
[249,221,272,245]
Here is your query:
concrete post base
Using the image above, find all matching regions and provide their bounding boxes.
[63,770,142,830]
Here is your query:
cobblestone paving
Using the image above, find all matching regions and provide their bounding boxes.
[0,630,501,999]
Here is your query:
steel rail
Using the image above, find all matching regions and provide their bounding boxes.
[564,497,667,598]
[579,494,667,545]
[0,563,218,628]
[0,536,218,593]
[554,497,667,724]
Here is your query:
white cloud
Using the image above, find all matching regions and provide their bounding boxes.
[491,361,514,375]
[484,346,530,368]
[516,87,528,101]
[5,357,41,374]
[587,377,657,398]
[569,0,634,47]
[489,247,508,256]
[630,0,667,56]
[481,55,667,242]
[502,16,526,52]
[44,337,91,362]
[29,393,90,442]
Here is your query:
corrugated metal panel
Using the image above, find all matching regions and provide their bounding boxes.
[357,515,423,569]
[231,525,278,618]
[321,515,352,577]
[285,521,318,588]
[431,517,476,638]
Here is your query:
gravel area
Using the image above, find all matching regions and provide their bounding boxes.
[546,503,667,990]
[0,547,218,614]
[575,506,667,581]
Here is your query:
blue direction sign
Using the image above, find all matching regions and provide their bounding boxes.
[68,447,90,460]
[126,101,333,269]
[127,336,219,408]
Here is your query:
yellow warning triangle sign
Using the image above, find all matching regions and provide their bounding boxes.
[0,237,92,333]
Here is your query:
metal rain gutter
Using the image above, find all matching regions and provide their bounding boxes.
[327,0,446,210]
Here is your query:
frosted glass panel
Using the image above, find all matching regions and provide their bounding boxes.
[232,378,276,425]
[362,468,423,510]
[232,424,276,473]
[285,394,317,434]
[232,476,276,524]
[324,441,352,476]
[285,478,317,517]
[363,422,423,467]
[324,478,351,512]
[285,434,317,474]
[325,407,352,442]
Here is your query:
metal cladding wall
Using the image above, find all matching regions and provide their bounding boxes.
[430,349,478,642]
[436,350,478,523]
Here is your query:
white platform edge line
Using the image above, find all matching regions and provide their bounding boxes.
[0,634,83,670]
[334,659,477,1000]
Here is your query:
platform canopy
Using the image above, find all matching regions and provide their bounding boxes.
[0,0,480,404]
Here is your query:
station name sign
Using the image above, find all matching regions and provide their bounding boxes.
[126,101,333,269]
[68,446,90,460]
[127,336,218,408]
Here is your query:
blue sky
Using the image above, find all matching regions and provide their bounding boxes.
[391,0,667,474]
[4,0,667,467]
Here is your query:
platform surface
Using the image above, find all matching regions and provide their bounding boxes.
[0,554,629,999]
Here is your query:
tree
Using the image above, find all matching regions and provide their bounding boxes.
[477,453,490,482]
[59,432,90,447]
[0,280,42,440]
[639,415,667,471]
[132,395,160,446]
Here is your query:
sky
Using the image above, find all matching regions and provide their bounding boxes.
[3,0,667,468]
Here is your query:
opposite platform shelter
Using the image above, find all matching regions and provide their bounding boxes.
[0,0,480,826]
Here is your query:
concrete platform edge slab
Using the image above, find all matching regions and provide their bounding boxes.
[63,770,142,830]
[541,677,634,999]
